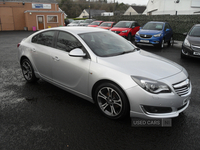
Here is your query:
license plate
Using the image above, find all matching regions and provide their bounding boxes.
[140,40,149,43]
[193,52,200,55]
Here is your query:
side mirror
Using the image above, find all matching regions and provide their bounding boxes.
[183,32,188,36]
[69,48,86,57]
[166,28,170,32]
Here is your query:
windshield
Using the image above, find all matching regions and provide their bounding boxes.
[143,22,164,30]
[114,22,131,28]
[79,31,135,57]
[100,22,112,27]
[83,20,92,23]
[189,26,200,37]
[91,22,101,25]
[71,21,79,24]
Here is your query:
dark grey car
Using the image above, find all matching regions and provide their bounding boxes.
[181,24,200,58]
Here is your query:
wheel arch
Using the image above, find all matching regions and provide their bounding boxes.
[91,79,130,107]
[20,56,30,65]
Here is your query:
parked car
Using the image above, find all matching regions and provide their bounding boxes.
[97,21,116,30]
[67,20,84,27]
[79,19,96,26]
[88,21,103,27]
[135,21,173,48]
[64,19,74,26]
[18,27,191,120]
[181,24,200,59]
[110,21,140,41]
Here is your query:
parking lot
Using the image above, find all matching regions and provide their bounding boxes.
[0,31,200,150]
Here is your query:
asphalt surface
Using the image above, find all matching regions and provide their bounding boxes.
[0,31,200,150]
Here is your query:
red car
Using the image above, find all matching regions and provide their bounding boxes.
[110,21,140,41]
[97,21,116,30]
[87,21,103,27]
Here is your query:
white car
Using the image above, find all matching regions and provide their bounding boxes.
[67,20,84,27]
[17,27,192,119]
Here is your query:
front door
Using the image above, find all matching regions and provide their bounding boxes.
[37,16,44,30]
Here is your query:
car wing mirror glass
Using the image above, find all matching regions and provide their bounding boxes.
[166,28,170,32]
[69,48,86,57]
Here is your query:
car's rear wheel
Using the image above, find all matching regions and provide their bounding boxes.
[21,58,38,83]
[95,83,129,119]
[168,37,174,47]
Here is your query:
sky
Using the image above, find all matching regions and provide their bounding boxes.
[110,0,149,5]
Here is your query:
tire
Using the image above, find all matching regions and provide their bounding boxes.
[168,36,174,47]
[159,38,165,49]
[127,33,132,41]
[94,83,129,119]
[21,58,38,83]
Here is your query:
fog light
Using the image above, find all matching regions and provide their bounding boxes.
[142,105,172,114]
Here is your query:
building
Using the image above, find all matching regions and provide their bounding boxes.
[0,0,65,31]
[101,12,113,16]
[143,0,200,15]
[123,6,146,15]
[78,9,105,18]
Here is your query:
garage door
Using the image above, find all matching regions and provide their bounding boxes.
[0,7,14,31]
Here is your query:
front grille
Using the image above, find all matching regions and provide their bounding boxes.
[191,45,200,51]
[140,34,152,38]
[173,79,190,96]
[112,31,120,34]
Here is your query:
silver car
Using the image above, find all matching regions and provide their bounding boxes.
[17,27,192,119]
[67,20,84,27]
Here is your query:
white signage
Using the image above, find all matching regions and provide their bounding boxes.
[32,3,51,9]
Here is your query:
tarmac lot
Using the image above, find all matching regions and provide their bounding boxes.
[0,31,200,150]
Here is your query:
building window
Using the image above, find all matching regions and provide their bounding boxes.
[47,15,58,23]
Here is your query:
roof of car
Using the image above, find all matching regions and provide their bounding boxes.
[39,27,107,35]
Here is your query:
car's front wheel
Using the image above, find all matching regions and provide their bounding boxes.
[127,33,132,41]
[168,37,174,47]
[21,58,38,83]
[95,83,129,119]
[159,38,165,49]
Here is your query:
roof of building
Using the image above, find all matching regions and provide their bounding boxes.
[131,6,146,14]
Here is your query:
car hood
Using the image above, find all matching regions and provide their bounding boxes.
[97,50,183,80]
[188,35,200,46]
[110,27,130,31]
[97,26,110,30]
[139,29,162,35]
[88,25,98,27]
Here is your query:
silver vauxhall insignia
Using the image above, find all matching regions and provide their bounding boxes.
[18,27,192,119]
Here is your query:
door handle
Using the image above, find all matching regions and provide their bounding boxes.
[52,56,59,61]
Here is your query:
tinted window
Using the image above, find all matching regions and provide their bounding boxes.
[100,22,112,27]
[56,31,82,52]
[143,22,164,30]
[79,31,135,57]
[189,26,200,37]
[32,31,55,47]
[164,24,170,30]
[114,22,131,28]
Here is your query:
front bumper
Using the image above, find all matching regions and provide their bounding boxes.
[135,35,162,46]
[125,73,192,119]
[182,44,200,58]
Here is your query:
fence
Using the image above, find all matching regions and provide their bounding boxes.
[95,15,200,41]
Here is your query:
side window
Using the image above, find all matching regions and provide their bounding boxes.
[165,24,170,30]
[32,31,55,47]
[132,22,135,28]
[56,31,82,52]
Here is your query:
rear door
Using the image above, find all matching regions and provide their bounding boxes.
[31,30,56,81]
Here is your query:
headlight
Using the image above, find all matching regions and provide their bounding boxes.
[184,38,190,47]
[153,33,162,37]
[122,30,128,33]
[136,32,139,36]
[131,76,171,94]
